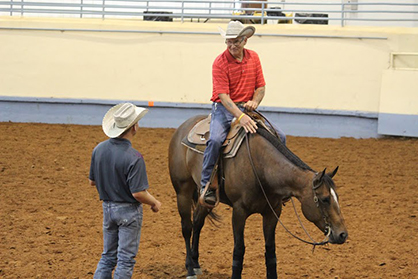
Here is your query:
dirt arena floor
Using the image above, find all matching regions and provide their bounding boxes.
[0,122,417,279]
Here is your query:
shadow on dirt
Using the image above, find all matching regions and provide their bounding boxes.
[141,263,229,278]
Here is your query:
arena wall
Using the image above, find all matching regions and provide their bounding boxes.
[0,17,417,138]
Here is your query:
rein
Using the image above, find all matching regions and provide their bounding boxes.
[244,128,330,250]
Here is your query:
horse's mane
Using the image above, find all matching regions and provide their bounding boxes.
[256,126,314,172]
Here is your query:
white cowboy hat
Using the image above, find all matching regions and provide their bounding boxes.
[218,21,255,39]
[102,102,148,138]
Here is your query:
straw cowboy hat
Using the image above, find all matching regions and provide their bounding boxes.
[218,21,255,39]
[102,102,148,138]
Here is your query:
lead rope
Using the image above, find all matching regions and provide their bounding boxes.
[244,133,329,250]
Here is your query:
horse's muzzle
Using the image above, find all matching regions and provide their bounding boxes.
[329,230,348,244]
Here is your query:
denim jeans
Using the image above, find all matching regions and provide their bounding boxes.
[200,102,286,188]
[94,202,143,279]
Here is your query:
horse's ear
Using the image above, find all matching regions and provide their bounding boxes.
[313,168,326,188]
[320,168,326,179]
[328,166,339,178]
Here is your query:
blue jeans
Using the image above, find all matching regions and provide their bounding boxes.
[94,202,143,279]
[200,102,286,188]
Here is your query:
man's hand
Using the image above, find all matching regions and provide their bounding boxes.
[151,200,162,213]
[244,100,259,111]
[239,114,257,134]
[218,93,258,134]
[132,190,161,213]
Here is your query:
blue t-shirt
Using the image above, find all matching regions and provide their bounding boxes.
[89,138,149,203]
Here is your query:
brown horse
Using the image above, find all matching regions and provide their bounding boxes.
[169,114,348,279]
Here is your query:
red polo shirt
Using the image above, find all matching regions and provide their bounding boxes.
[211,48,265,103]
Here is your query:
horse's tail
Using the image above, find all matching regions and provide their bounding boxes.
[205,210,221,227]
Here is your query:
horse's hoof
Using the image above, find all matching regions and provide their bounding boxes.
[193,268,202,275]
[186,276,197,279]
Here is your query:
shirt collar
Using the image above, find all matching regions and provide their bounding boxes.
[110,137,132,146]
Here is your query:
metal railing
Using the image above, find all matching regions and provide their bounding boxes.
[0,1,417,27]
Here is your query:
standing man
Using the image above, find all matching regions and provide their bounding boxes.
[89,102,162,278]
[200,21,286,206]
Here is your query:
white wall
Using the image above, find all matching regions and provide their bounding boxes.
[0,16,417,136]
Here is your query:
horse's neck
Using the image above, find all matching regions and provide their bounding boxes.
[245,131,314,199]
[259,148,314,198]
[258,151,314,199]
[290,169,315,200]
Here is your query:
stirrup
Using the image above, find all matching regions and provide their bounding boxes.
[199,183,219,209]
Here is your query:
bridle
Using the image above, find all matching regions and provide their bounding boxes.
[313,181,332,239]
[244,128,331,249]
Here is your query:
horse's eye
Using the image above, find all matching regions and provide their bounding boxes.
[321,197,331,204]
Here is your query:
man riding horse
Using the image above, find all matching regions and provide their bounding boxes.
[200,21,286,206]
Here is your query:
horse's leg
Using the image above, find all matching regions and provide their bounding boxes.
[176,186,197,279]
[190,204,210,276]
[263,211,279,279]
[231,207,248,279]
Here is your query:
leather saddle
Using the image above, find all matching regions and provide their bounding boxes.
[181,114,246,158]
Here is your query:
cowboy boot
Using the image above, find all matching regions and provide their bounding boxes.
[200,184,217,206]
